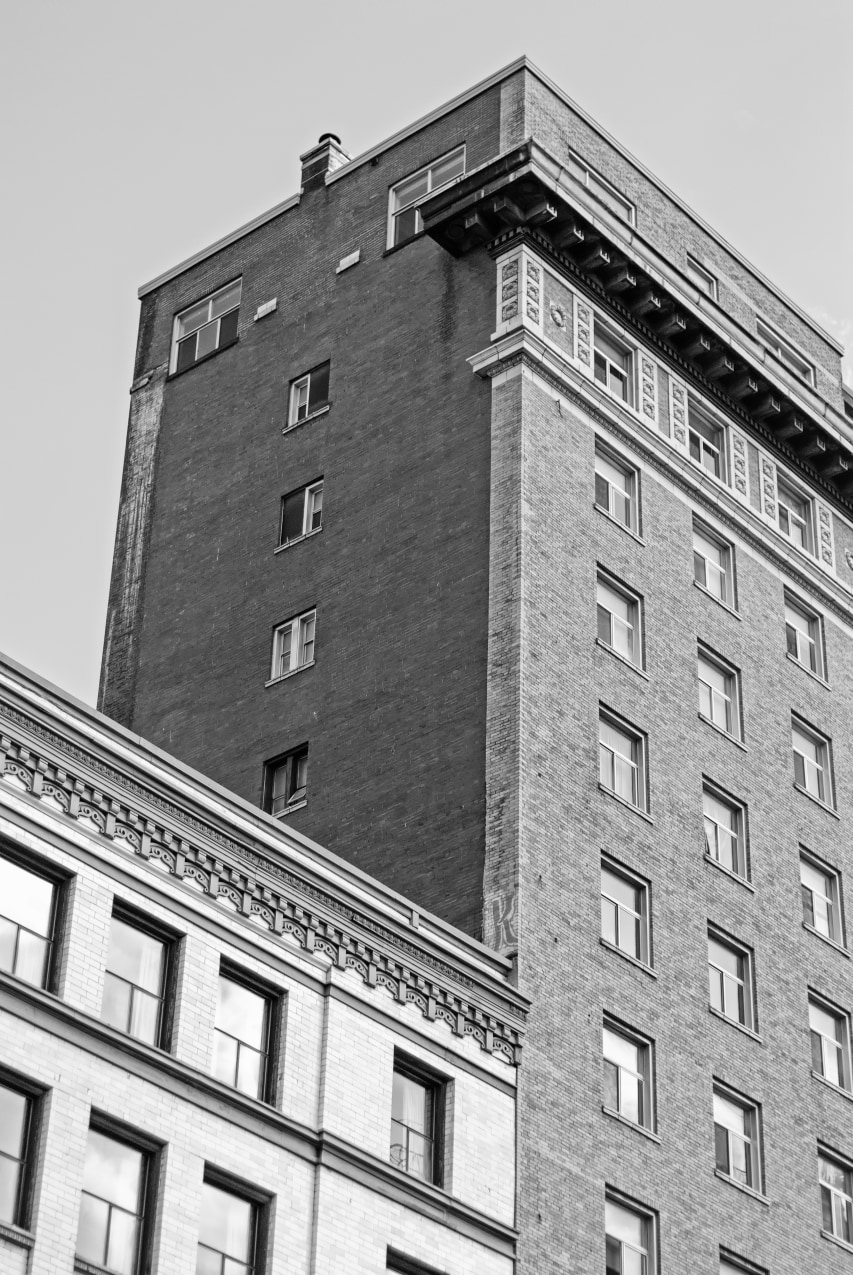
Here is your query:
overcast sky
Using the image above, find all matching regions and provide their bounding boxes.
[1,0,850,707]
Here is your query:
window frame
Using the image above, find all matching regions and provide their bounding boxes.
[277,480,323,549]
[692,520,736,609]
[592,318,635,406]
[389,1052,447,1189]
[776,475,814,553]
[101,901,178,1051]
[602,1016,655,1131]
[809,992,852,1092]
[800,849,845,947]
[792,715,833,808]
[600,856,652,967]
[708,927,755,1031]
[697,644,742,740]
[687,398,728,483]
[263,744,309,818]
[75,1115,159,1275]
[594,443,640,534]
[169,278,241,375]
[387,145,466,248]
[784,591,825,679]
[269,610,316,683]
[198,1166,270,1275]
[598,708,647,813]
[0,840,66,993]
[0,1068,42,1232]
[596,569,644,668]
[212,961,280,1105]
[757,318,814,386]
[719,1251,768,1275]
[566,152,636,224]
[386,1250,446,1275]
[819,1146,853,1247]
[713,1083,763,1194]
[604,1189,656,1275]
[685,255,718,300]
[702,781,748,881]
[287,361,330,428]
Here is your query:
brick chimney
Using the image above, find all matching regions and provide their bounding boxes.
[300,133,350,191]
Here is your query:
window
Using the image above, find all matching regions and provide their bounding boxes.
[599,711,646,811]
[197,1178,258,1275]
[270,611,316,680]
[792,717,832,805]
[714,1087,761,1191]
[720,1258,767,1275]
[390,1057,444,1186]
[595,447,638,532]
[688,401,726,481]
[288,361,330,426]
[605,1195,654,1275]
[388,146,465,247]
[76,1127,150,1275]
[785,593,824,677]
[172,279,241,374]
[686,255,718,299]
[264,745,308,817]
[566,153,635,224]
[708,931,754,1030]
[703,785,746,878]
[0,850,59,989]
[278,480,323,547]
[801,852,844,944]
[777,477,812,551]
[693,523,735,607]
[601,860,650,965]
[0,1077,34,1228]
[101,910,170,1048]
[387,1251,444,1275]
[597,574,642,666]
[810,996,851,1090]
[820,1150,853,1244]
[212,969,273,1101]
[757,319,814,385]
[698,647,741,739]
[593,321,633,404]
[603,1021,653,1129]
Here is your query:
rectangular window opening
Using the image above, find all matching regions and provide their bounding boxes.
[171,279,241,374]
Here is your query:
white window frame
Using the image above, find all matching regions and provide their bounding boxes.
[688,399,727,483]
[592,319,634,406]
[599,710,646,811]
[604,1194,655,1275]
[698,645,741,739]
[278,481,324,548]
[595,444,639,533]
[800,851,844,946]
[820,1148,853,1245]
[693,522,735,608]
[596,571,642,667]
[809,994,851,1091]
[714,1085,762,1192]
[270,611,316,681]
[757,319,814,386]
[601,857,651,966]
[703,783,747,879]
[792,716,833,807]
[776,476,813,553]
[784,592,824,678]
[267,746,308,816]
[708,930,754,1030]
[686,255,718,300]
[603,1018,654,1130]
[287,362,330,427]
[170,278,242,374]
[566,152,636,224]
[387,146,466,248]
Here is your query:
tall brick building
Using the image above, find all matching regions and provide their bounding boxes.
[99,57,853,1273]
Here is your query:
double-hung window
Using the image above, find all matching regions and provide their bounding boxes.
[810,996,851,1090]
[688,402,726,480]
[703,785,746,878]
[698,647,740,739]
[0,1076,35,1228]
[265,745,308,816]
[172,280,241,374]
[792,717,832,805]
[0,849,60,989]
[757,319,814,385]
[601,860,650,965]
[597,574,642,666]
[599,712,646,811]
[388,147,465,247]
[270,611,316,680]
[595,447,638,532]
[785,593,824,677]
[693,523,734,607]
[708,931,754,1030]
[593,322,633,404]
[714,1088,761,1191]
[777,478,812,551]
[101,909,171,1048]
[603,1021,653,1129]
[212,968,274,1102]
[288,361,330,426]
[820,1150,853,1245]
[197,1177,259,1275]
[390,1056,444,1186]
[279,481,323,547]
[801,853,844,944]
[76,1126,151,1275]
[605,1195,654,1275]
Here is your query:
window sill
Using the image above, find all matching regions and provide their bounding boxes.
[821,1229,853,1254]
[713,1170,769,1205]
[271,800,307,819]
[703,854,754,892]
[802,922,849,957]
[282,404,330,435]
[793,783,839,819]
[593,503,644,545]
[693,579,740,619]
[599,937,657,978]
[265,661,315,688]
[274,528,323,555]
[595,638,648,679]
[166,335,238,380]
[708,1006,762,1044]
[598,783,653,823]
[0,1223,33,1250]
[382,231,426,257]
[698,713,748,752]
[602,1105,660,1143]
[785,652,829,688]
[75,1259,117,1275]
[811,1070,853,1104]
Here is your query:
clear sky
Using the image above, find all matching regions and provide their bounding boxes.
[1,0,850,706]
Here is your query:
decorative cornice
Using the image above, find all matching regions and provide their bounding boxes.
[0,705,524,1063]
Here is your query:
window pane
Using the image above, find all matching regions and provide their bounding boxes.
[216,977,266,1048]
[101,971,133,1032]
[210,282,241,319]
[0,1157,20,1227]
[281,491,305,543]
[392,1072,429,1133]
[106,1207,140,1275]
[177,298,212,338]
[394,171,430,208]
[430,151,465,186]
[235,1045,262,1098]
[308,363,329,411]
[107,919,164,995]
[199,1183,254,1262]
[76,1191,109,1265]
[83,1130,143,1213]
[0,1086,27,1159]
[195,320,219,360]
[212,1029,239,1085]
[605,1200,644,1246]
[11,930,50,986]
[0,858,54,935]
